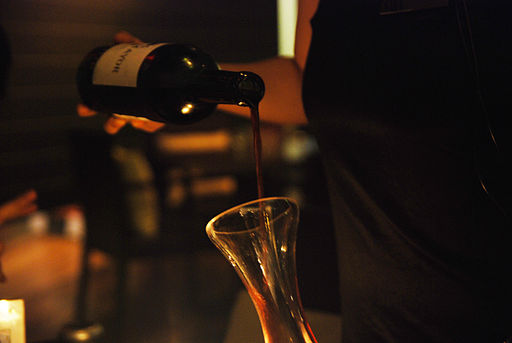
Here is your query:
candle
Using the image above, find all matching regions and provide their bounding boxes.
[0,299,25,343]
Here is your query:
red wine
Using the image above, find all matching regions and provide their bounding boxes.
[250,106,264,199]
[77,43,264,124]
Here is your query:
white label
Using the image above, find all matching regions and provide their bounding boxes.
[92,43,167,87]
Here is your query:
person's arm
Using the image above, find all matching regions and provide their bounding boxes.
[217,0,319,125]
[78,0,319,131]
[0,190,38,227]
[0,190,38,282]
[218,57,306,125]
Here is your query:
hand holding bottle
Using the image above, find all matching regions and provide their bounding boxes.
[77,31,165,134]
[77,32,264,129]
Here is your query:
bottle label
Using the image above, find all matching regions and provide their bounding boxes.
[92,43,167,87]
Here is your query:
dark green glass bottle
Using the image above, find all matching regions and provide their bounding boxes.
[77,43,264,124]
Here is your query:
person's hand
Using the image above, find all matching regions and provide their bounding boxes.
[77,30,165,134]
[0,189,38,227]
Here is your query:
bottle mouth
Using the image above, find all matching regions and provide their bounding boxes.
[184,70,265,108]
[235,71,265,108]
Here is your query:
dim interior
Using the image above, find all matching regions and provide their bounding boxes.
[0,1,339,343]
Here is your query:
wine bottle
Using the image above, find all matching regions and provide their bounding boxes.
[76,43,264,124]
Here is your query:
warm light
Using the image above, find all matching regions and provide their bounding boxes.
[191,176,238,197]
[157,130,231,154]
[73,330,93,341]
[112,113,152,122]
[0,299,25,343]
[182,57,194,68]
[27,211,50,235]
[0,300,20,324]
[277,0,298,57]
[180,103,194,114]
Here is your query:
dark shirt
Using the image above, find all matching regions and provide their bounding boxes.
[302,1,512,342]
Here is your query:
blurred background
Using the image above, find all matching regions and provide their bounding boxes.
[0,1,339,342]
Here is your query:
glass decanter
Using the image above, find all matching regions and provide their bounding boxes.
[206,197,317,343]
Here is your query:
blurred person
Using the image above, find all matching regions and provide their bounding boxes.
[0,24,11,100]
[0,28,39,215]
[0,190,38,228]
[0,25,39,282]
[79,1,512,342]
[0,190,38,282]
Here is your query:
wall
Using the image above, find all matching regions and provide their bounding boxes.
[0,0,277,207]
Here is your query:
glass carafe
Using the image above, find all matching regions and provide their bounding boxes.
[206,197,317,343]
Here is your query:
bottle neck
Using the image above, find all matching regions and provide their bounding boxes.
[188,70,265,108]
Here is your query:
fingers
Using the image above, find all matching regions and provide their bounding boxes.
[104,116,128,135]
[18,189,38,212]
[0,189,38,226]
[11,190,38,217]
[111,114,165,133]
[130,119,166,132]
[77,103,97,117]
[104,115,165,134]
[19,189,37,201]
[114,30,143,44]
